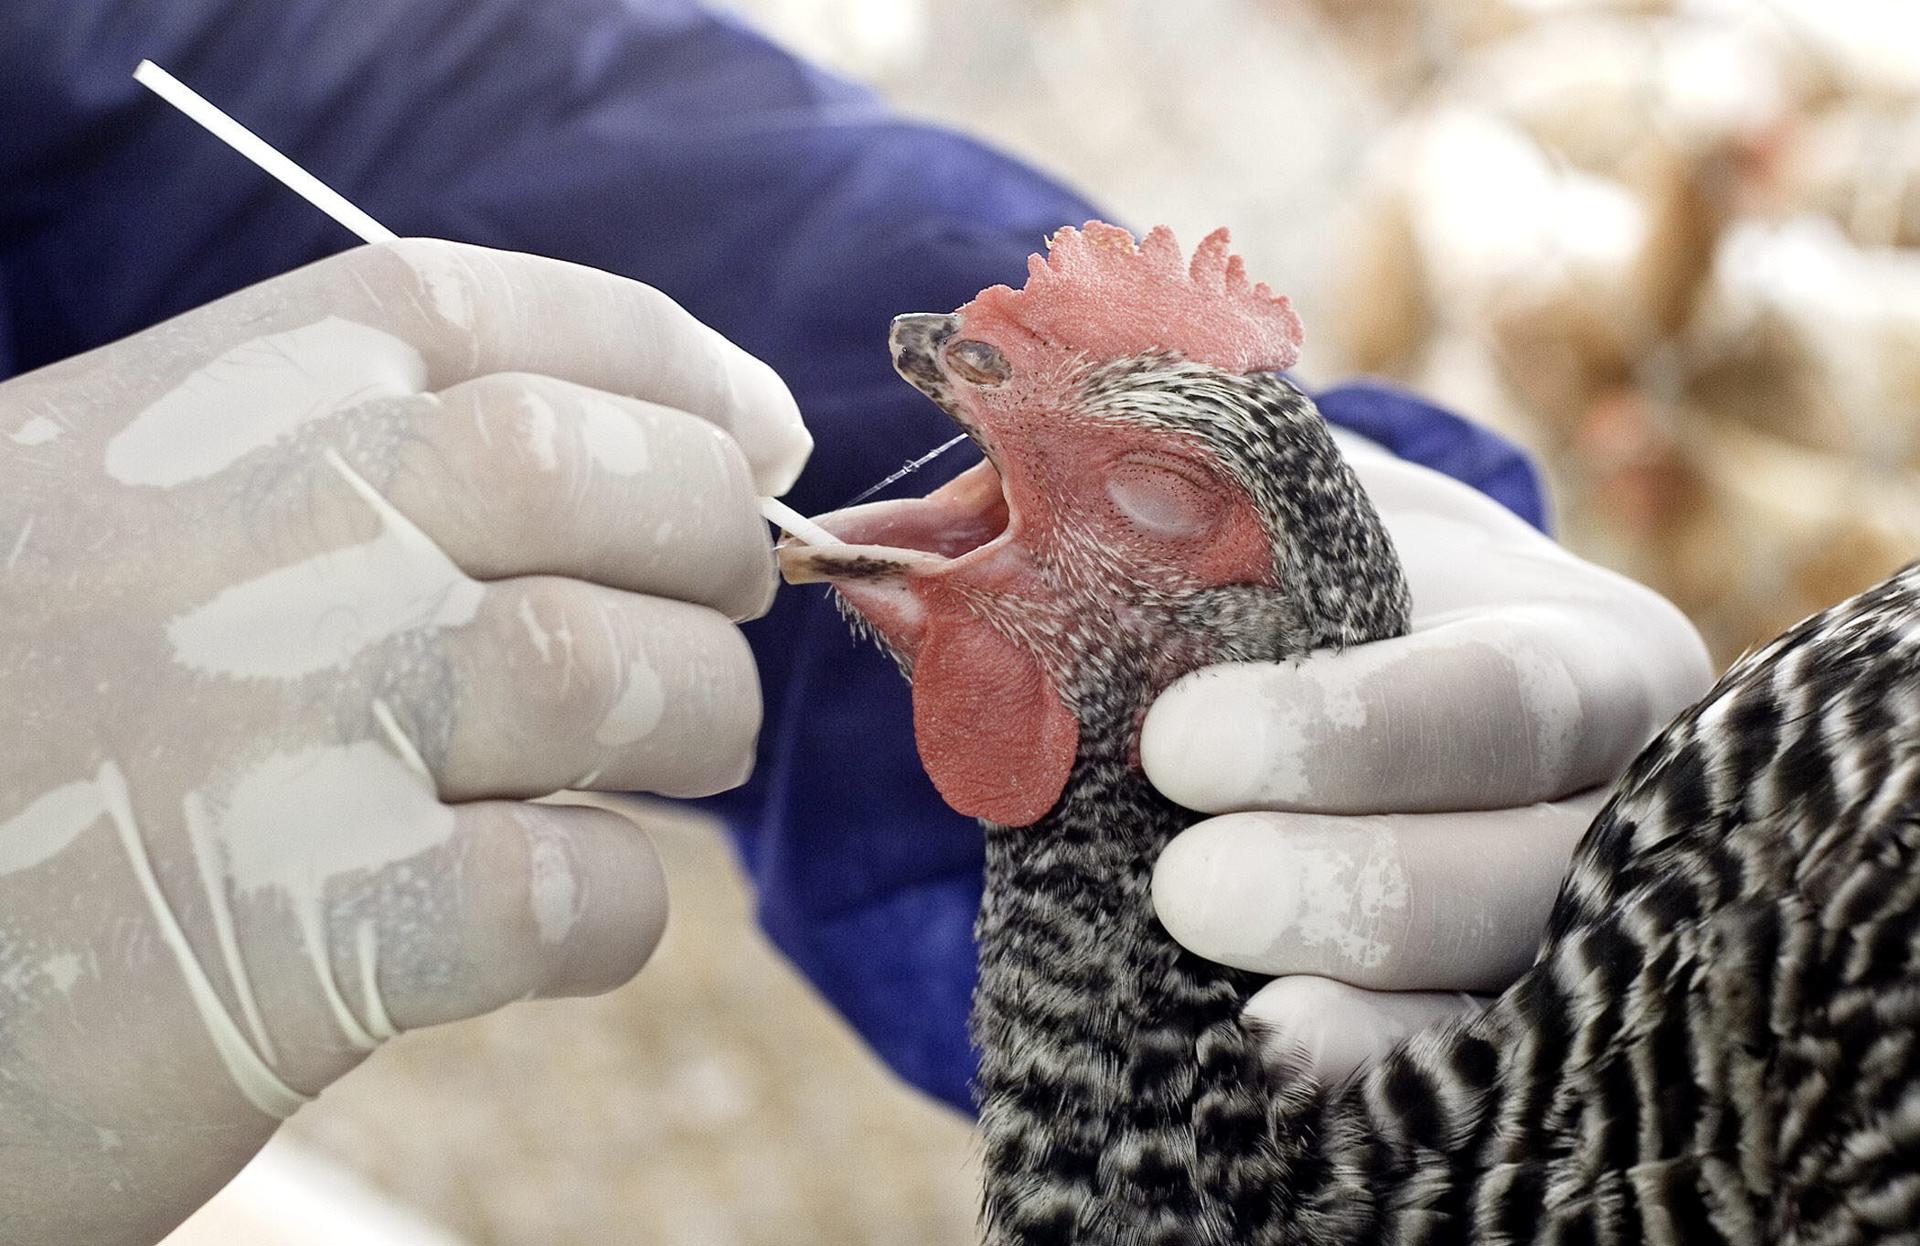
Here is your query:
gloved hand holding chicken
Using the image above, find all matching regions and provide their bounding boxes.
[1146,431,1714,1081]
[0,237,809,1246]
[780,222,1920,1245]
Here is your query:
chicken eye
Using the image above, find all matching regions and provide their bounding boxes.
[945,339,1011,388]
[1104,456,1222,540]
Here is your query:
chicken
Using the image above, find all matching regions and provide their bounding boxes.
[778,222,1920,1245]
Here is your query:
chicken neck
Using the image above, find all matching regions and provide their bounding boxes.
[970,655,1336,1246]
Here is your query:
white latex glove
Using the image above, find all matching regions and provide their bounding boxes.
[0,239,810,1246]
[1147,432,1713,1084]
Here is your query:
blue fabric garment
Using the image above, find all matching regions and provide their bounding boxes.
[1,0,1546,1113]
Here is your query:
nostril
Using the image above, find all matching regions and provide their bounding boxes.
[945,339,1011,388]
[889,313,961,394]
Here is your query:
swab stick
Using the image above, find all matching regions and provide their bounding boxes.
[132,59,841,544]
[134,61,397,245]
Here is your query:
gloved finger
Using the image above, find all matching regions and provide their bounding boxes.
[363,241,812,494]
[1152,791,1603,991]
[184,239,806,495]
[405,576,760,802]
[366,799,669,1032]
[1142,610,1692,815]
[88,241,809,496]
[1242,976,1490,1086]
[375,373,774,620]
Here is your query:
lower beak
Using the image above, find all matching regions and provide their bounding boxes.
[777,544,944,585]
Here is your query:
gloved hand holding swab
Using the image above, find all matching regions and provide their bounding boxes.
[132,57,817,513]
[0,55,823,1246]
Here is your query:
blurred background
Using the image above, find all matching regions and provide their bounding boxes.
[169,1,1919,1242]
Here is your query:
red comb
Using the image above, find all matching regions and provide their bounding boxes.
[959,222,1303,374]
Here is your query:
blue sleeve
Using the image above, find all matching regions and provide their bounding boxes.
[1313,381,1550,533]
[1,0,1545,1115]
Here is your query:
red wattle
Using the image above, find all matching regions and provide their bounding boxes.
[912,616,1078,828]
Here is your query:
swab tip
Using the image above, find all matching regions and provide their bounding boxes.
[759,496,842,547]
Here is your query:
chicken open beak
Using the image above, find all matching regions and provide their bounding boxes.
[774,457,1011,585]
[775,313,1015,590]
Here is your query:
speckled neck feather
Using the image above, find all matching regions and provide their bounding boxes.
[972,667,1300,1244]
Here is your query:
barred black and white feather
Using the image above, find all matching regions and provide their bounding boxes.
[965,366,1920,1244]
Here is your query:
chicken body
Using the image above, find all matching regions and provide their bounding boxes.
[976,561,1920,1246]
[777,222,1920,1245]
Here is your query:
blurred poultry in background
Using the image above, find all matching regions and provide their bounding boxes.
[780,223,1920,1244]
[1321,0,1920,663]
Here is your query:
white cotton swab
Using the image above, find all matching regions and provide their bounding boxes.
[757,496,843,546]
[131,59,842,546]
[134,61,397,245]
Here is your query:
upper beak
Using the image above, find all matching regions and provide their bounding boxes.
[889,312,999,468]
[889,313,959,407]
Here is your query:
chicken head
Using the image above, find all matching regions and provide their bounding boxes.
[779,223,1408,827]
